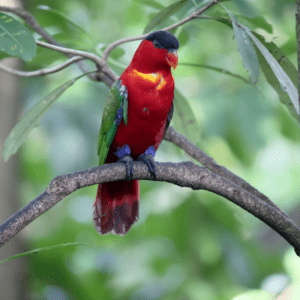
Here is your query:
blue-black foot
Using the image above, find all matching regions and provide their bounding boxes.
[114,144,134,181]
[118,155,134,181]
[138,146,157,178]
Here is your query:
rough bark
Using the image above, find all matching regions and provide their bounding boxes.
[0,55,28,300]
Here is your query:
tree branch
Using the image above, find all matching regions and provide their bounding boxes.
[35,41,118,86]
[0,5,119,86]
[0,5,104,82]
[0,2,219,85]
[0,161,299,256]
[101,0,218,63]
[164,127,289,218]
[0,56,84,77]
[36,41,104,68]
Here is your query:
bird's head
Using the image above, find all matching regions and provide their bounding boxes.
[131,31,179,73]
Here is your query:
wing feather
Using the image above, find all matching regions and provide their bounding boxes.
[97,79,128,165]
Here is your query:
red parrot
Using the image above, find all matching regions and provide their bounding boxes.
[94,31,179,235]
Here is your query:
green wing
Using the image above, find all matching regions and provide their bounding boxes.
[97,79,128,166]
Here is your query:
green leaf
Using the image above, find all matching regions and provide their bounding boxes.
[200,15,233,28]
[222,7,260,83]
[241,16,273,34]
[233,0,258,18]
[250,33,300,121]
[133,0,165,10]
[201,10,273,33]
[281,37,297,56]
[0,243,86,265]
[0,12,36,61]
[34,6,95,52]
[173,88,200,143]
[232,24,260,83]
[202,14,300,121]
[245,29,299,115]
[143,0,189,34]
[179,63,250,84]
[0,48,10,60]
[26,44,65,69]
[36,5,94,43]
[110,47,126,60]
[2,73,88,162]
[177,28,190,47]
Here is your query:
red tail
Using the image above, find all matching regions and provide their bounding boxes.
[93,180,139,235]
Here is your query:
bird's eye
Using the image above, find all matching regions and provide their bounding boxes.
[153,40,160,48]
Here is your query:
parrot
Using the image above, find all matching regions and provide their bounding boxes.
[94,30,179,235]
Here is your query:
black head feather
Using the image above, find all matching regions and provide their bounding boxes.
[145,31,179,51]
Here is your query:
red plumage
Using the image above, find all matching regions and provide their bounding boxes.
[94,33,178,235]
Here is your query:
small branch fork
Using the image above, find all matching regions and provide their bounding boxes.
[101,0,218,63]
[1,1,300,256]
[0,1,218,82]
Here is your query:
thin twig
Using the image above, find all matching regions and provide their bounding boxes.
[35,41,118,85]
[0,161,299,256]
[0,5,113,83]
[101,0,218,63]
[36,41,104,67]
[163,0,218,31]
[0,56,84,77]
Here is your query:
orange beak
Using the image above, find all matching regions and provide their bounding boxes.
[166,51,178,69]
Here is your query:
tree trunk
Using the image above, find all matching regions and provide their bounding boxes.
[0,1,28,298]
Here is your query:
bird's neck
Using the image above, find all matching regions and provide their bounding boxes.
[130,58,171,74]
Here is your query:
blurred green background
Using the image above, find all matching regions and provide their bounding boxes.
[1,0,300,299]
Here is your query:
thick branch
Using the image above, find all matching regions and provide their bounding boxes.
[164,127,288,218]
[101,0,218,63]
[34,34,286,228]
[0,56,84,77]
[0,161,299,256]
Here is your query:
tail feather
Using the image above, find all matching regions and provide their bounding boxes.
[93,180,139,235]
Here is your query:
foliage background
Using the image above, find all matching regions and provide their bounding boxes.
[1,0,300,299]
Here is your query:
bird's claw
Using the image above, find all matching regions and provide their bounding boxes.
[118,155,134,181]
[138,154,157,178]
